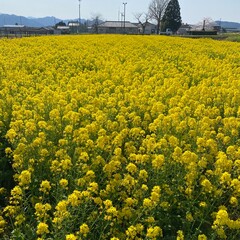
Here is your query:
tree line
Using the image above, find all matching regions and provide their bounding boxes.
[136,0,181,34]
[55,0,182,35]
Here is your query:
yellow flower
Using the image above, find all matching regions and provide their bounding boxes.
[114,147,122,156]
[93,197,103,206]
[5,147,12,155]
[125,223,144,239]
[35,203,52,220]
[213,209,229,226]
[0,187,6,195]
[125,197,136,207]
[199,201,207,208]
[87,182,98,194]
[177,230,184,240]
[152,154,164,170]
[39,180,51,194]
[59,179,69,189]
[60,159,72,171]
[56,200,68,212]
[86,170,96,179]
[36,222,49,235]
[186,212,193,222]
[68,191,81,207]
[168,135,179,147]
[198,234,207,240]
[10,186,23,203]
[220,172,231,185]
[64,125,73,134]
[135,223,144,233]
[160,201,170,210]
[146,226,163,239]
[106,206,118,216]
[38,120,48,129]
[18,170,31,187]
[104,199,113,209]
[215,227,227,239]
[201,178,213,193]
[14,214,26,226]
[0,216,6,234]
[5,128,17,142]
[139,169,148,182]
[151,186,161,203]
[79,152,89,162]
[172,146,182,161]
[143,198,153,208]
[141,184,148,191]
[126,163,138,174]
[126,225,137,239]
[145,216,155,223]
[79,223,89,237]
[229,196,238,206]
[66,234,77,240]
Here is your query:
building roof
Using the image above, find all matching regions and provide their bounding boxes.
[99,21,138,28]
[57,26,70,30]
[3,25,25,28]
[135,22,157,28]
[180,23,192,28]
[68,22,80,27]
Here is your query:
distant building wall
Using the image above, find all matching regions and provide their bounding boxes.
[98,21,138,34]
[137,22,157,34]
[0,25,54,37]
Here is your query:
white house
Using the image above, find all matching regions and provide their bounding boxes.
[136,22,157,34]
[98,21,138,34]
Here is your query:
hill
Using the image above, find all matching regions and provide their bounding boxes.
[0,13,80,27]
[215,20,240,29]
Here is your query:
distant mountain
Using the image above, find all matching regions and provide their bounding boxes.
[215,20,240,29]
[3,13,238,29]
[0,13,85,27]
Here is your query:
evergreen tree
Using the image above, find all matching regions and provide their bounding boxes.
[55,21,66,29]
[161,0,181,33]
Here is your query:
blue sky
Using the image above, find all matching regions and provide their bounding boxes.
[1,0,240,24]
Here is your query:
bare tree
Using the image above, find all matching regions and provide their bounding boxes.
[202,17,215,30]
[91,14,102,34]
[148,0,170,34]
[134,12,150,34]
[194,17,215,31]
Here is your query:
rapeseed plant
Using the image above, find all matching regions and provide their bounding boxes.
[0,35,239,239]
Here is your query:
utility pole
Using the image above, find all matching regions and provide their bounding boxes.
[121,13,124,29]
[219,18,222,33]
[78,0,81,33]
[123,2,127,33]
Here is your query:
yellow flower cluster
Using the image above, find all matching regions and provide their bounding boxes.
[0,35,239,239]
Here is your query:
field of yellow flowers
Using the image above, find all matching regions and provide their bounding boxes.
[0,35,240,239]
